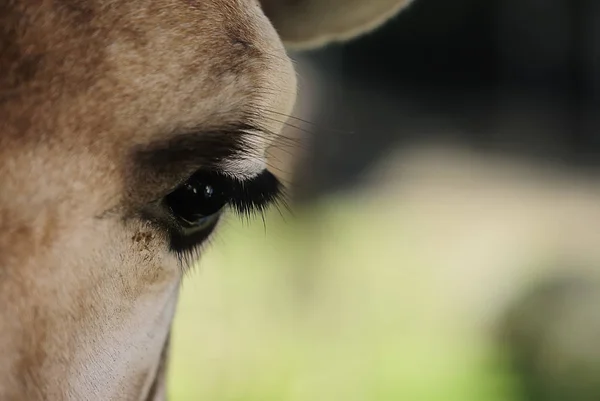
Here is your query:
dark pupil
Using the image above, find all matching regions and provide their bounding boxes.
[165,173,228,225]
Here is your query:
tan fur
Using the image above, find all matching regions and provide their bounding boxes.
[263,0,414,49]
[0,1,412,399]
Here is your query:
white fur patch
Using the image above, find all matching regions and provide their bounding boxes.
[220,156,267,180]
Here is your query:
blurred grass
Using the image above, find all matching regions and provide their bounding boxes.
[167,194,524,401]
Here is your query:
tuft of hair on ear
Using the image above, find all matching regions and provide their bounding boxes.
[260,0,415,50]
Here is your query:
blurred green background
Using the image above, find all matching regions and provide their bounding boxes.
[167,189,524,401]
[165,148,600,400]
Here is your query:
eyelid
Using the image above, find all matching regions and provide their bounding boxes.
[129,122,269,208]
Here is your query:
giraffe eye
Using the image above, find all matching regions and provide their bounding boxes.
[165,173,228,227]
[159,169,282,256]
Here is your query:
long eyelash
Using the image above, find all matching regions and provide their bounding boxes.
[226,169,284,217]
[176,232,216,274]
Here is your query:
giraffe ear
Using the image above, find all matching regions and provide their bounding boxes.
[260,0,414,50]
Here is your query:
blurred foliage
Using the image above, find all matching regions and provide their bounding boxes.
[167,196,523,401]
[499,274,600,401]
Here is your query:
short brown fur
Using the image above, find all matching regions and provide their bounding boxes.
[0,0,412,399]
